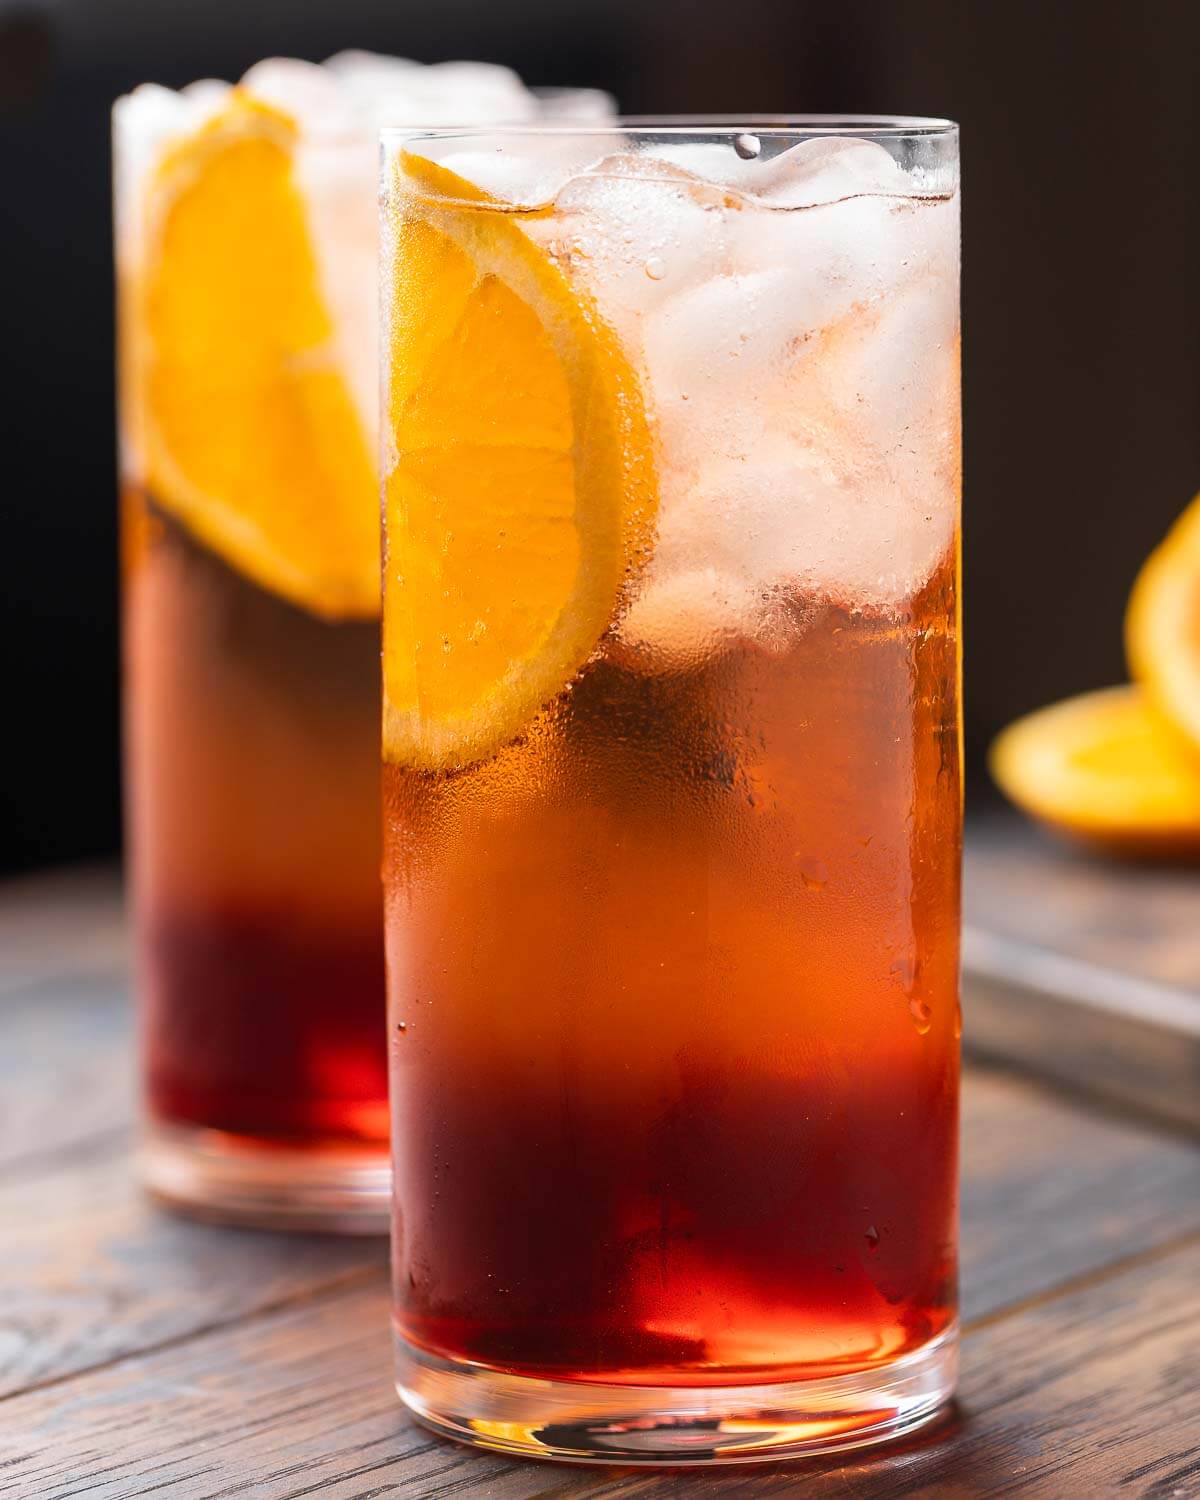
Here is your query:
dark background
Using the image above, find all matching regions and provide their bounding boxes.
[2,0,1199,875]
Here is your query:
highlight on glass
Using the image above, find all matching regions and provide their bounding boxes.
[114,55,610,1231]
[381,118,962,1461]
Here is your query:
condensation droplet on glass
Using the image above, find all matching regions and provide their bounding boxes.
[797,855,828,892]
[890,955,918,991]
[395,1021,407,1033]
[644,255,666,280]
[864,1225,880,1250]
[909,997,932,1035]
[734,132,761,160]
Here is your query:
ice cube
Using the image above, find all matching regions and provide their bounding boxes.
[421,138,607,208]
[728,138,944,308]
[240,57,355,132]
[615,185,960,654]
[647,140,760,192]
[616,450,833,663]
[325,52,541,127]
[542,154,732,339]
[814,263,960,468]
[640,267,797,465]
[533,86,616,123]
[618,565,758,666]
[754,137,910,209]
[181,79,231,110]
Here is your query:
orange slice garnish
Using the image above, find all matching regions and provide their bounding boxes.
[131,95,378,619]
[380,152,655,769]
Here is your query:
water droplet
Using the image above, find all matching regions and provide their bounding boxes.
[890,955,918,991]
[909,998,932,1035]
[865,1225,880,1251]
[796,855,827,892]
[395,1020,407,1033]
[644,255,666,280]
[734,132,761,160]
[954,999,963,1038]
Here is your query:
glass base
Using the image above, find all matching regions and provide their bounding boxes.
[394,1322,957,1465]
[140,1120,390,1234]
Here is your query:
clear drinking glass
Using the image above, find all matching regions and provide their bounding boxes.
[114,58,610,1231]
[381,118,961,1461]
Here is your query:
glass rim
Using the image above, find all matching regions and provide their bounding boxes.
[384,114,958,146]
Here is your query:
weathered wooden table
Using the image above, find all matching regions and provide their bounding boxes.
[2,819,1199,1498]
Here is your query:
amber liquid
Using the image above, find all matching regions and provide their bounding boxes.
[385,556,959,1385]
[122,490,388,1146]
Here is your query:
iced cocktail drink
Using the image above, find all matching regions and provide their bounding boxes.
[115,56,607,1229]
[382,120,961,1460]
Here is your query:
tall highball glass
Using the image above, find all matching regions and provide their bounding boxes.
[114,56,608,1230]
[381,118,961,1462]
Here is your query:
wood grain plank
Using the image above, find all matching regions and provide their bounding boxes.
[963,814,1200,1132]
[965,813,1200,991]
[5,1043,1199,1407]
[0,1144,385,1399]
[960,1064,1200,1321]
[0,880,386,1402]
[5,863,1200,1497]
[0,969,132,1177]
[0,865,129,1175]
[0,864,125,994]
[2,1242,1198,1499]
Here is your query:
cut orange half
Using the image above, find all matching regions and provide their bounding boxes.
[381,153,655,769]
[131,95,378,619]
[1126,492,1200,750]
[990,686,1200,854]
